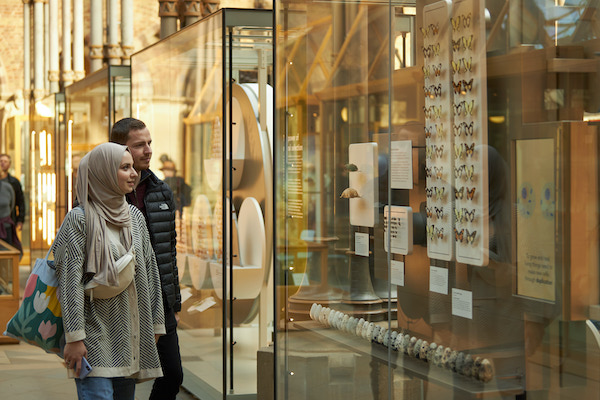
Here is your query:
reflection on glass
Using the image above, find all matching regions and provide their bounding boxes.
[131,9,273,398]
[276,0,600,399]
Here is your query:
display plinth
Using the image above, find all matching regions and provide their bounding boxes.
[287,238,345,320]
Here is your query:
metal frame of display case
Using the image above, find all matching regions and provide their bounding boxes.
[131,8,273,400]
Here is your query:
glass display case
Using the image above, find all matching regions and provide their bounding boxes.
[28,93,66,259]
[131,8,273,399]
[61,66,131,216]
[275,0,600,399]
[0,239,21,344]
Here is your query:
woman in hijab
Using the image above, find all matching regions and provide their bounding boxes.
[53,142,165,399]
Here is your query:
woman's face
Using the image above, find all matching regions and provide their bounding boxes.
[117,152,138,194]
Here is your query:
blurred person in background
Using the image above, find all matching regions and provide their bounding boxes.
[0,153,23,254]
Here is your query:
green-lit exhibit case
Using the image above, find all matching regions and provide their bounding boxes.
[274,0,600,399]
[131,8,273,399]
[62,66,131,216]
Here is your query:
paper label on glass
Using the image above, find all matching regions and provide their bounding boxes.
[390,140,413,189]
[383,205,413,255]
[355,232,369,257]
[390,260,405,286]
[429,266,448,295]
[452,288,473,319]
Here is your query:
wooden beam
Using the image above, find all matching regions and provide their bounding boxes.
[548,58,597,73]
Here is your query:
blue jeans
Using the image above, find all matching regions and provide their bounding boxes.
[75,377,135,400]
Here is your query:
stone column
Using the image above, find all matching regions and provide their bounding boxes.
[44,0,49,92]
[106,0,121,65]
[48,0,59,93]
[90,0,103,72]
[23,0,31,96]
[73,0,85,80]
[180,0,201,28]
[33,0,45,99]
[121,0,133,65]
[159,0,178,39]
[62,0,73,86]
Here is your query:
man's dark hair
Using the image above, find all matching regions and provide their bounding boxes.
[110,118,147,144]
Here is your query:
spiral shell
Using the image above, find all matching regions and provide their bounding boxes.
[340,188,360,199]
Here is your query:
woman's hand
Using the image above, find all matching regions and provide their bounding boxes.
[63,340,88,377]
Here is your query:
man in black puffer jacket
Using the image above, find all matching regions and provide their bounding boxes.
[110,118,183,399]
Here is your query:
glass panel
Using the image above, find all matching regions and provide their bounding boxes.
[29,94,63,257]
[276,2,395,399]
[0,256,14,296]
[132,10,273,398]
[63,67,130,213]
[133,15,226,398]
[277,0,600,399]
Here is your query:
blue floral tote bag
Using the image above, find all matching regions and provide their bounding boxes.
[4,249,64,355]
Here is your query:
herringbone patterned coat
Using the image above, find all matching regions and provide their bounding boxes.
[53,205,166,380]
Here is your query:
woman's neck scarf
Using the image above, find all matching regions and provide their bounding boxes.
[76,142,132,287]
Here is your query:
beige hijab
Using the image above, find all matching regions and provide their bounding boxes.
[76,142,132,287]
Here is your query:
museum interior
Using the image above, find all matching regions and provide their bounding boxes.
[1,0,600,399]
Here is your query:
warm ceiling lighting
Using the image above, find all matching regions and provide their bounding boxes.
[489,115,505,124]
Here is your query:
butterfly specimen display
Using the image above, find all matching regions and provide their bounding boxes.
[454,228,477,244]
[466,186,476,200]
[420,23,439,38]
[434,186,446,200]
[422,43,441,58]
[423,105,442,119]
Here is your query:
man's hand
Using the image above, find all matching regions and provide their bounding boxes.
[16,222,22,231]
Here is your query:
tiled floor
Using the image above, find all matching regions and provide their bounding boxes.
[0,341,198,399]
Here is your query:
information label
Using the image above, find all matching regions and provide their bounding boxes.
[355,232,370,257]
[452,288,473,319]
[390,140,413,189]
[429,266,448,295]
[390,260,405,286]
[383,206,413,255]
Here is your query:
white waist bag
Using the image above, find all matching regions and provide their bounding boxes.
[84,251,136,300]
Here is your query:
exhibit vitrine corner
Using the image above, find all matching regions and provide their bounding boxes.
[61,66,131,219]
[131,8,274,399]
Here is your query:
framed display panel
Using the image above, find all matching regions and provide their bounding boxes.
[131,9,273,399]
[512,122,598,322]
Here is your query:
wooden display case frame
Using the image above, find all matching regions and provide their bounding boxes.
[0,239,21,344]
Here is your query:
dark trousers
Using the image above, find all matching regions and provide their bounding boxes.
[150,307,184,400]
